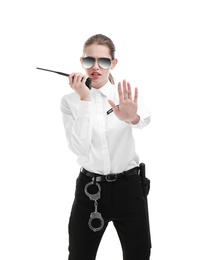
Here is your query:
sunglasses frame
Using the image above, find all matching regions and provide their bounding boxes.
[81,56,112,69]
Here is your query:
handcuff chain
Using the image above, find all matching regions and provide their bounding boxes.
[94,200,98,212]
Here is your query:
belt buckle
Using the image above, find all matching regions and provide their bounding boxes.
[105,174,117,182]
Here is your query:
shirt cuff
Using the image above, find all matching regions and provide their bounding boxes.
[126,115,151,129]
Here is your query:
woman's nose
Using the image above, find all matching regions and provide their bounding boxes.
[92,59,99,69]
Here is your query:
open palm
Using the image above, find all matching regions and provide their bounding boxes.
[108,80,138,122]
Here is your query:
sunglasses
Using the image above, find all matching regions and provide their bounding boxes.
[82,56,112,69]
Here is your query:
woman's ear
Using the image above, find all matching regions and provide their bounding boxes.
[80,57,83,68]
[111,58,118,69]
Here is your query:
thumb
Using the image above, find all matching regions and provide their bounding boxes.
[108,99,117,110]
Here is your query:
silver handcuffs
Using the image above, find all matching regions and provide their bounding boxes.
[84,181,104,232]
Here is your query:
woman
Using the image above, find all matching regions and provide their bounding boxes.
[60,34,151,260]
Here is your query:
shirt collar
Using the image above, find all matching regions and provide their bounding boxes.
[91,82,115,97]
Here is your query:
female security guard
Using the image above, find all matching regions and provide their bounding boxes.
[60,33,151,260]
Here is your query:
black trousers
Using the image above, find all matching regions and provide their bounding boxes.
[68,171,151,260]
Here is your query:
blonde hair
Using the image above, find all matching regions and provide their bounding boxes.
[83,34,116,84]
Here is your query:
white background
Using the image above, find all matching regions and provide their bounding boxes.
[0,0,199,259]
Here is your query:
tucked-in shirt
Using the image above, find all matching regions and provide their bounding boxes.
[60,82,151,175]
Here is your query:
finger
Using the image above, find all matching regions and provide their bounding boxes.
[127,82,132,100]
[108,100,118,112]
[75,74,82,83]
[70,73,79,84]
[134,87,138,103]
[80,75,88,84]
[118,82,123,103]
[72,73,83,82]
[122,80,128,100]
[69,73,75,85]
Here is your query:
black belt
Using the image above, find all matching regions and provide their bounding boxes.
[81,166,140,182]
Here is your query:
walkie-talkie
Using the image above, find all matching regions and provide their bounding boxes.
[36,67,92,89]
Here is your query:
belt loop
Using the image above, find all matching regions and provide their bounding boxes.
[93,175,97,185]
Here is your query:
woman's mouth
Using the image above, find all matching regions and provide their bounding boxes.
[91,72,101,79]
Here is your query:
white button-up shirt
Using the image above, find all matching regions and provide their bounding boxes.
[60,82,151,175]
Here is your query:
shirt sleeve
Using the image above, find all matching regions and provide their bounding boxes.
[60,97,93,156]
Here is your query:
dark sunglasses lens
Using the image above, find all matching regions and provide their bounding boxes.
[98,58,111,69]
[82,57,95,68]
